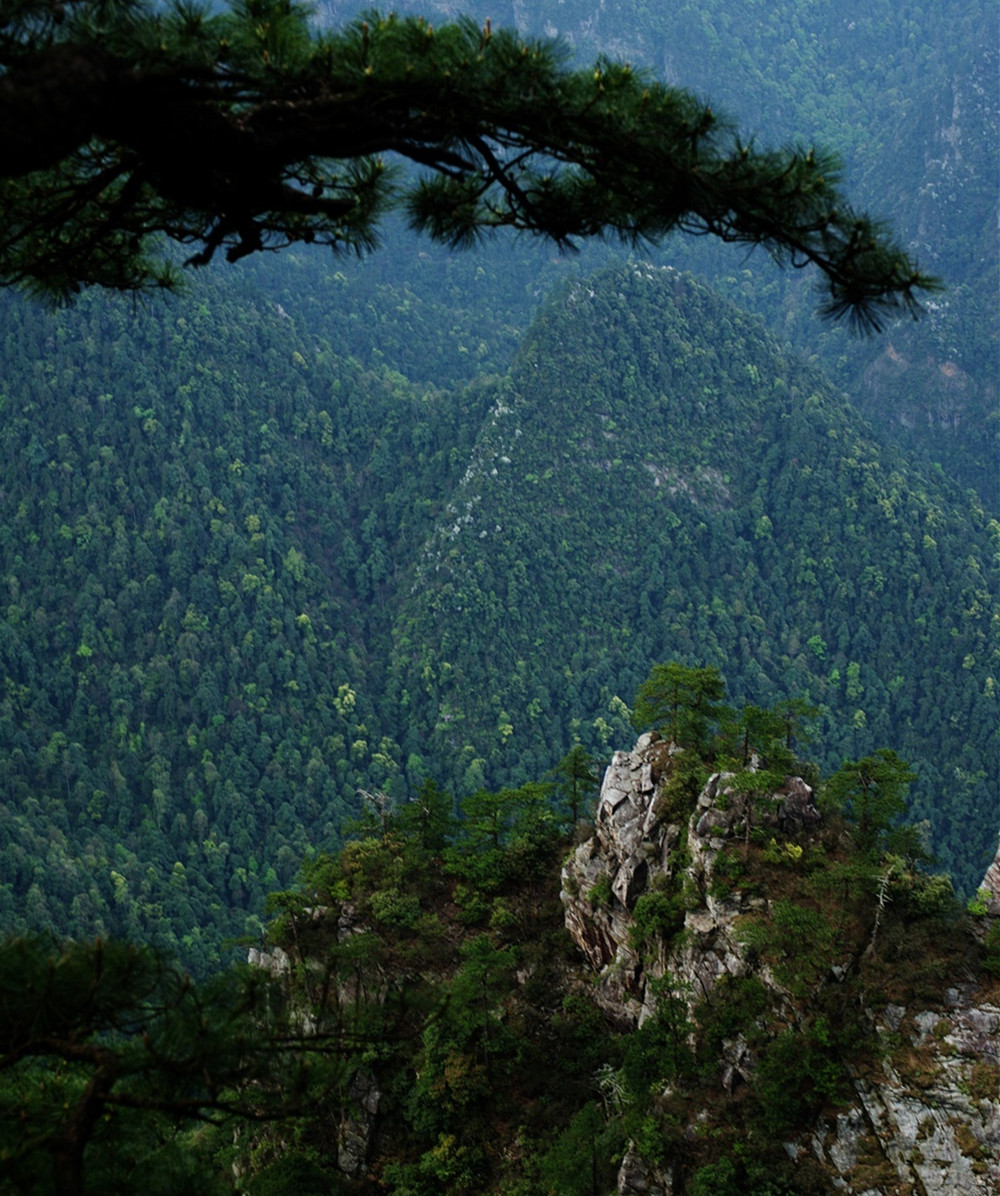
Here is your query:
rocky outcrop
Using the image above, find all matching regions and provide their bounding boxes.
[976,835,1000,916]
[562,735,1000,1196]
[337,1070,381,1177]
[561,733,686,1024]
[561,733,821,1026]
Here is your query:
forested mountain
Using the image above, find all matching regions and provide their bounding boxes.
[0,275,496,972]
[315,0,998,509]
[0,260,995,973]
[388,265,997,891]
[0,0,995,976]
[0,1,996,1190]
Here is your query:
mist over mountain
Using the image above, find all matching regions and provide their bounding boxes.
[314,0,998,508]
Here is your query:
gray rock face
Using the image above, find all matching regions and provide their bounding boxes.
[561,734,683,1024]
[561,735,1000,1196]
[617,1144,673,1195]
[978,834,1000,915]
[337,1070,381,1176]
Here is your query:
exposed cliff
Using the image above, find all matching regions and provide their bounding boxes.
[562,735,1000,1195]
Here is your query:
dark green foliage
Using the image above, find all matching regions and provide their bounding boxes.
[0,3,935,327]
[0,729,991,1195]
[537,1101,624,1196]
[753,1019,853,1135]
[621,978,695,1102]
[739,899,836,998]
[507,0,993,510]
[0,0,992,1189]
[633,662,729,754]
[0,271,494,971]
[393,266,996,895]
[245,1153,341,1195]
[982,922,1000,980]
[696,975,770,1066]
[551,743,601,824]
[446,781,562,894]
[251,786,621,1196]
[689,1149,799,1196]
[823,749,918,857]
[0,935,338,1195]
[0,256,994,973]
[718,703,796,773]
[395,778,455,855]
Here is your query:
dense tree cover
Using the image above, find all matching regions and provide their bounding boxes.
[477,0,996,507]
[3,716,988,1194]
[0,261,994,973]
[393,265,998,893]
[267,0,997,508]
[0,274,493,972]
[0,1,936,330]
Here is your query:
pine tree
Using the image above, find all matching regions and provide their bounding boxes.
[552,743,601,824]
[0,935,344,1195]
[0,0,935,326]
[824,748,918,858]
[632,661,729,755]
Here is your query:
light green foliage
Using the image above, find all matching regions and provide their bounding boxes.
[739,899,836,999]
[762,839,804,865]
[628,890,686,953]
[587,873,614,908]
[898,870,957,918]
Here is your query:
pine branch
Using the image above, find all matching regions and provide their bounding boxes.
[0,2,939,325]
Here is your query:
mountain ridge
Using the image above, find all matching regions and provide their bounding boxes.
[390,264,997,890]
[0,262,994,972]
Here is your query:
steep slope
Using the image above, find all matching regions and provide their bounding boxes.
[317,0,998,509]
[0,279,490,971]
[562,735,1000,1196]
[391,264,998,892]
[0,258,993,973]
